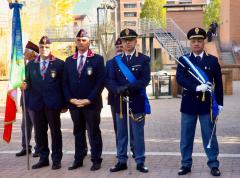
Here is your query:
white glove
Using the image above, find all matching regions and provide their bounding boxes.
[196,83,211,92]
[218,105,223,114]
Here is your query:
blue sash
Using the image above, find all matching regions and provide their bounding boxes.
[115,55,151,114]
[182,55,219,119]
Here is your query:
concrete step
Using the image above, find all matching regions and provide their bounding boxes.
[221,52,235,64]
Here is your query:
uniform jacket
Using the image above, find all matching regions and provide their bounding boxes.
[105,59,116,106]
[63,50,105,110]
[26,55,65,111]
[105,52,151,114]
[176,52,223,115]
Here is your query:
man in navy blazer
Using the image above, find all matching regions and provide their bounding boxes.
[63,29,105,171]
[176,27,223,177]
[23,36,65,170]
[16,41,39,158]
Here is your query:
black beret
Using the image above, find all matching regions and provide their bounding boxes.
[187,27,206,40]
[76,29,89,38]
[25,41,39,53]
[115,37,122,46]
[39,36,51,45]
[120,28,138,39]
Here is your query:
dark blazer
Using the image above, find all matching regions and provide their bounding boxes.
[105,52,151,114]
[26,55,65,111]
[176,52,223,115]
[105,59,115,106]
[63,50,105,110]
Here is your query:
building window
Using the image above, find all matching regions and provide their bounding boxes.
[179,0,192,3]
[124,12,137,17]
[124,21,137,26]
[124,3,137,8]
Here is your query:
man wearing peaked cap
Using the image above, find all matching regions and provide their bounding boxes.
[120,28,138,39]
[16,41,39,158]
[106,28,151,173]
[187,27,207,40]
[176,27,223,176]
[23,35,65,170]
[63,29,105,171]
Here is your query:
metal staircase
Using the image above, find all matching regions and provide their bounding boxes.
[138,18,190,60]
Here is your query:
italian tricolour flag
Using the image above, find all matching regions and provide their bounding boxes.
[3,2,25,143]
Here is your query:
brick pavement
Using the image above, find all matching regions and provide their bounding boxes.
[0,81,239,178]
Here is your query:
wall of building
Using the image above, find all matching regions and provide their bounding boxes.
[119,0,143,31]
[230,0,240,44]
[167,10,204,33]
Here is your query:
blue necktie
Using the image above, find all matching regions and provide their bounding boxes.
[196,56,201,65]
[126,55,131,62]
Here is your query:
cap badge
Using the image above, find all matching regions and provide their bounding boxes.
[195,28,199,34]
[125,28,129,35]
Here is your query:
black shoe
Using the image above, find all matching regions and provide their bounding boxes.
[68,161,83,170]
[32,152,39,158]
[52,163,61,170]
[16,149,31,157]
[90,163,101,171]
[211,167,221,177]
[110,162,127,172]
[178,166,191,175]
[32,160,49,169]
[136,163,149,173]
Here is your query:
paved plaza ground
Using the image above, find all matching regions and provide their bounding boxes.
[0,82,239,178]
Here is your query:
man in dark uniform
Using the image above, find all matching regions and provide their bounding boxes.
[63,29,105,171]
[106,37,123,147]
[23,36,65,170]
[16,41,39,157]
[106,28,150,173]
[176,27,223,177]
[106,37,135,155]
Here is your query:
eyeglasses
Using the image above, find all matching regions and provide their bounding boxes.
[76,39,87,42]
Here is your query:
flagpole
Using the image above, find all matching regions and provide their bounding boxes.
[22,89,30,170]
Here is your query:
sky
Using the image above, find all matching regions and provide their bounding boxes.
[73,0,101,23]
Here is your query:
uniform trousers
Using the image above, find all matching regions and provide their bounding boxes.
[33,107,62,164]
[180,113,219,168]
[116,113,145,164]
[21,107,39,153]
[69,107,103,164]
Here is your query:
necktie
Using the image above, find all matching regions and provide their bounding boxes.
[126,55,131,62]
[77,55,84,77]
[196,56,201,65]
[40,60,47,80]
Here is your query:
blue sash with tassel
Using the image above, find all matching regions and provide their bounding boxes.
[182,55,219,119]
[115,55,151,114]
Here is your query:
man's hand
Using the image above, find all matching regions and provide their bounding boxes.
[61,108,68,113]
[69,98,78,106]
[20,82,27,90]
[76,99,91,107]
[117,85,129,95]
[218,105,223,114]
[196,83,211,92]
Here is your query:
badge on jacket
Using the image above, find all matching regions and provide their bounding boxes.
[87,67,93,75]
[50,70,57,78]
